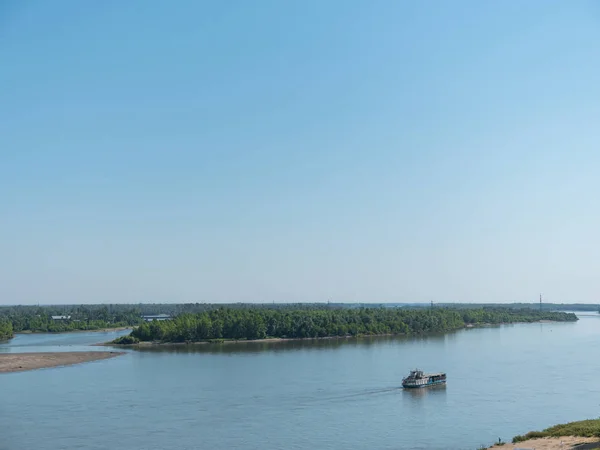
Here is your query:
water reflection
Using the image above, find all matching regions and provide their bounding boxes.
[0,330,132,353]
[131,337,379,355]
[402,384,447,399]
[129,333,455,355]
[402,384,446,398]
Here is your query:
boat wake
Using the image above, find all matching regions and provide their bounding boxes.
[320,386,400,402]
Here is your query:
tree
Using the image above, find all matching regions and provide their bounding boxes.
[0,318,14,341]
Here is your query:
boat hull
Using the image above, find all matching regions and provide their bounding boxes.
[402,379,446,389]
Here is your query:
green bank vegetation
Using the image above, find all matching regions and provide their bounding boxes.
[0,304,579,341]
[0,318,13,341]
[512,419,600,442]
[0,305,144,334]
[440,303,600,312]
[112,335,140,345]
[116,307,577,344]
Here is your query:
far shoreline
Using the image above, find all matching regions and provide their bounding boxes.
[103,319,569,348]
[16,326,133,335]
[104,334,373,348]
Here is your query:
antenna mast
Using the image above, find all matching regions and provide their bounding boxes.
[539,293,542,312]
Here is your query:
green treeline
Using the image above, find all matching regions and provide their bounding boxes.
[439,302,600,312]
[0,303,337,334]
[0,305,144,334]
[0,318,13,341]
[126,307,578,344]
[0,303,580,340]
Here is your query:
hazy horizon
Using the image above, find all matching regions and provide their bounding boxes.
[1,300,598,307]
[2,1,600,305]
[2,298,598,307]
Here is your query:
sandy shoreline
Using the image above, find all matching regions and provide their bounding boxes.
[0,351,125,373]
[488,436,600,449]
[103,334,397,347]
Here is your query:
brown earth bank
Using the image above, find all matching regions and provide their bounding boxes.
[0,351,125,373]
[488,436,600,449]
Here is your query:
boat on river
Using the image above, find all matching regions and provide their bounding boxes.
[402,369,446,389]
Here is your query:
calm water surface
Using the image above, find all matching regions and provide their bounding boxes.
[2,314,600,450]
[0,329,131,353]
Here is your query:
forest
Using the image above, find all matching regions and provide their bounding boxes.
[120,307,578,344]
[0,303,338,334]
[438,302,600,312]
[0,304,580,341]
[0,318,13,341]
[0,305,144,333]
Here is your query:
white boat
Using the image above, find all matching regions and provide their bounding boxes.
[402,369,446,388]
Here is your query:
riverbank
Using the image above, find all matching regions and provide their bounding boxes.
[107,335,359,347]
[0,351,125,373]
[487,419,600,449]
[488,436,600,449]
[105,319,570,347]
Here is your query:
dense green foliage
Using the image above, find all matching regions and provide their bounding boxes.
[513,419,600,442]
[0,318,13,341]
[126,307,577,343]
[459,309,576,324]
[439,303,600,312]
[0,303,578,340]
[0,305,144,333]
[111,335,140,345]
[0,303,338,335]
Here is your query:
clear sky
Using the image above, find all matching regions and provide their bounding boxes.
[2,1,600,305]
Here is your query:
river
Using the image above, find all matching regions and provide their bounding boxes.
[1,313,599,450]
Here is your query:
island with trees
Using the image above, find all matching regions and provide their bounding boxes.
[111,306,578,345]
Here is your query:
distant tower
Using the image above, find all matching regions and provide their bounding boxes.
[539,294,542,311]
[431,300,434,309]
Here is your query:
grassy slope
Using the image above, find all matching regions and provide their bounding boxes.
[513,419,600,443]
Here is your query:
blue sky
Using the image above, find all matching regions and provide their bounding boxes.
[2,1,600,304]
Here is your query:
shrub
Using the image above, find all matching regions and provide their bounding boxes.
[112,335,140,345]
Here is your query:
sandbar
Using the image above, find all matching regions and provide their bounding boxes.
[0,351,124,373]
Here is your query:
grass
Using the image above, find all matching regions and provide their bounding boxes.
[513,419,600,443]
